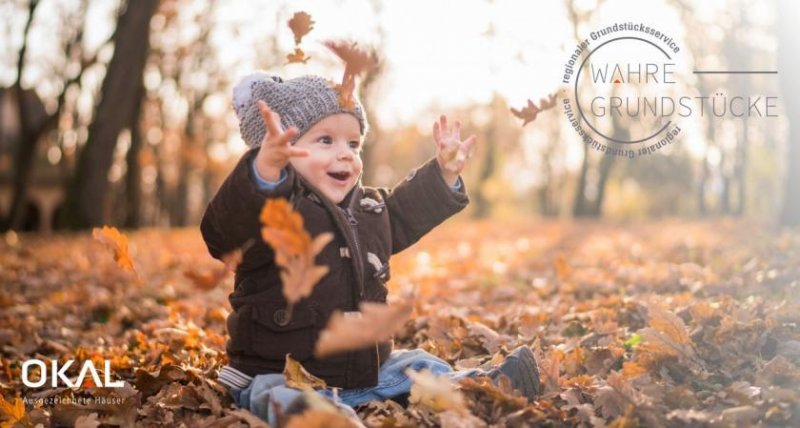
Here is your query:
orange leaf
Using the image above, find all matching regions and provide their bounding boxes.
[323,41,377,110]
[92,226,135,272]
[287,11,314,45]
[184,248,243,291]
[260,199,332,312]
[510,93,558,127]
[286,47,311,65]
[0,395,28,427]
[284,354,327,389]
[315,301,413,358]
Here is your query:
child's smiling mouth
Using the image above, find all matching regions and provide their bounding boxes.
[327,171,352,183]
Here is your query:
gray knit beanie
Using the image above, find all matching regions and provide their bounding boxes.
[233,72,368,148]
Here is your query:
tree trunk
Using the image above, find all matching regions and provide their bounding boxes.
[124,83,145,228]
[779,0,800,227]
[61,0,158,229]
[4,0,40,231]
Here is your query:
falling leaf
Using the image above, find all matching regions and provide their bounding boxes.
[286,47,311,65]
[407,369,467,413]
[315,301,413,358]
[184,246,246,291]
[92,226,135,272]
[553,254,571,281]
[260,199,333,316]
[284,354,327,389]
[510,93,558,126]
[324,40,378,110]
[287,11,314,45]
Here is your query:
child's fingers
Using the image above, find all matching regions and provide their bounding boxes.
[259,101,283,136]
[454,120,462,141]
[287,147,309,158]
[433,121,441,146]
[440,115,448,134]
[463,134,477,154]
[271,127,297,147]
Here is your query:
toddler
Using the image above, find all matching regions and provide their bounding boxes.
[200,73,540,425]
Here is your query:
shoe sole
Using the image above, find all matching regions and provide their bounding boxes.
[510,346,541,400]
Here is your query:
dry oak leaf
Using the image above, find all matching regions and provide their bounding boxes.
[285,409,360,428]
[92,226,135,272]
[260,198,333,312]
[184,247,243,291]
[286,47,311,65]
[324,40,378,110]
[510,93,558,126]
[288,11,314,45]
[284,354,327,390]
[407,369,468,414]
[315,300,413,358]
[0,395,29,428]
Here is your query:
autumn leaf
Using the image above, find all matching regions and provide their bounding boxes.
[92,226,135,272]
[285,409,359,428]
[184,244,247,291]
[315,300,413,358]
[323,40,378,110]
[286,47,311,65]
[0,395,28,428]
[407,369,468,413]
[284,354,326,389]
[260,199,333,316]
[510,93,558,126]
[287,11,314,45]
[553,253,571,281]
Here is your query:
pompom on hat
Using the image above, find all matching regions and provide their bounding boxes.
[233,72,368,148]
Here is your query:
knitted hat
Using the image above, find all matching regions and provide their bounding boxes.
[233,72,368,148]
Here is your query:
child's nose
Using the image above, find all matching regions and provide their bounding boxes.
[337,148,354,161]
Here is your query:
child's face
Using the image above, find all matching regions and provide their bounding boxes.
[290,113,363,204]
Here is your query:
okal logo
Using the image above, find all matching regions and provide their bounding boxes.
[22,359,125,388]
[561,23,778,158]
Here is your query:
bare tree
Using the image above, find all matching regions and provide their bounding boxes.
[62,0,159,229]
[3,0,105,231]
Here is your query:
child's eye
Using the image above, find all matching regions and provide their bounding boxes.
[317,136,332,145]
[348,140,361,151]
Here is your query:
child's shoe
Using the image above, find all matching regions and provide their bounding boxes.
[486,345,541,401]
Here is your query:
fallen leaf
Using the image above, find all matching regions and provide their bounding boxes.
[73,412,100,428]
[0,395,28,428]
[284,354,327,389]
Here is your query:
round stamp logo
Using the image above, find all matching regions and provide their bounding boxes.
[561,23,778,158]
[562,24,684,158]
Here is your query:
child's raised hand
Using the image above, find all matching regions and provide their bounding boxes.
[432,115,477,186]
[254,100,309,181]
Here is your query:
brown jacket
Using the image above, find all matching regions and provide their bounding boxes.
[200,148,468,389]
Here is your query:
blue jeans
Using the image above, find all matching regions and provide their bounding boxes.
[228,349,485,426]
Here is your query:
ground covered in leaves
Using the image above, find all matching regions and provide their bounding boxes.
[1,220,799,427]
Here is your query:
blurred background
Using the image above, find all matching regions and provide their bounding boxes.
[0,0,798,233]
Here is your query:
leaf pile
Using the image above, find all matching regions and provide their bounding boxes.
[1,220,799,427]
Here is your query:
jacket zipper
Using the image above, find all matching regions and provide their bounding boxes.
[343,207,366,300]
